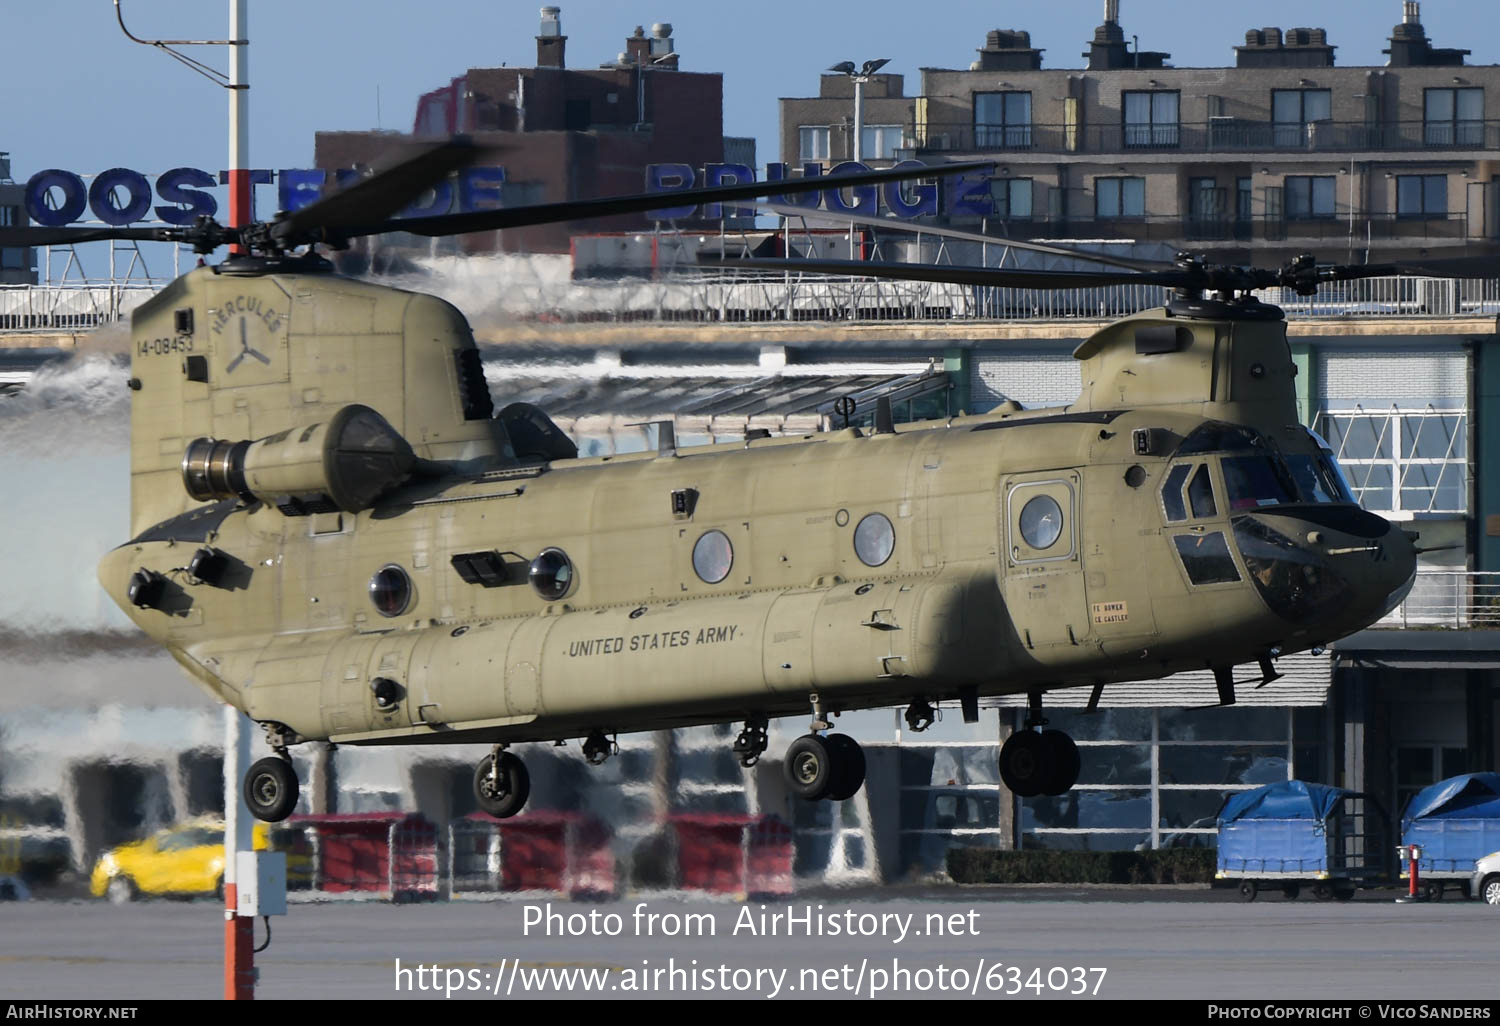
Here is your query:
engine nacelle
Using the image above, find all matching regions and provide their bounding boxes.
[182,404,415,514]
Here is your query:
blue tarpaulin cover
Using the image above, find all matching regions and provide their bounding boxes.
[1217,781,1351,876]
[1400,773,1500,874]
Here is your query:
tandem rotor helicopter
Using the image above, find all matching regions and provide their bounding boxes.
[3,139,1470,822]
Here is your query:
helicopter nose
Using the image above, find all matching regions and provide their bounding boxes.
[1231,506,1417,636]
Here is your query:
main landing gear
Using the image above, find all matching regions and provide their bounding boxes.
[474,745,531,819]
[998,692,1080,798]
[782,694,866,802]
[244,724,300,822]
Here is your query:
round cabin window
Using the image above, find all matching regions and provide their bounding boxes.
[1019,495,1064,550]
[529,548,574,600]
[692,530,734,584]
[368,564,413,617]
[853,513,895,567]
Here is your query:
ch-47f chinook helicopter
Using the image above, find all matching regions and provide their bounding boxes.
[1,139,1455,822]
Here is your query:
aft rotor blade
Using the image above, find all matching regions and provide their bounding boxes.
[710,257,1196,291]
[0,225,189,247]
[341,161,995,240]
[270,136,480,244]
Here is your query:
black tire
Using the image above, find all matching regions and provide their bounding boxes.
[824,734,866,802]
[474,752,531,818]
[1039,730,1081,796]
[1312,882,1334,901]
[1333,884,1355,902]
[1238,880,1258,902]
[106,876,138,905]
[1281,882,1300,900]
[784,735,835,801]
[243,757,299,823]
[1424,882,1444,902]
[1481,874,1500,906]
[999,730,1055,798]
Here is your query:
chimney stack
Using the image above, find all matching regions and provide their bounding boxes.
[1403,1,1420,25]
[537,6,566,69]
[1104,0,1119,24]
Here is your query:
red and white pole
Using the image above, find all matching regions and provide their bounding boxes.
[227,0,251,254]
[224,0,256,1002]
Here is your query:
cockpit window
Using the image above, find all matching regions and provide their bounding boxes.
[1188,465,1218,519]
[1161,465,1190,522]
[1177,422,1265,456]
[1285,430,1358,505]
[1222,456,1295,511]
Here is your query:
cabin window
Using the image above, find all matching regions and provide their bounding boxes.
[1172,533,1240,586]
[1018,495,1064,550]
[692,530,734,584]
[854,513,895,567]
[368,564,413,617]
[528,548,574,600]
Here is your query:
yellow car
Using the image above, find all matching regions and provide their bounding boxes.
[89,818,304,903]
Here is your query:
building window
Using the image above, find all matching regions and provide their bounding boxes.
[1017,707,1302,852]
[1284,175,1336,220]
[1122,91,1179,148]
[1315,407,1467,515]
[991,178,1033,219]
[799,126,831,162]
[1424,88,1484,147]
[973,91,1032,149]
[860,124,904,160]
[1272,88,1332,148]
[0,205,16,227]
[1095,177,1145,218]
[1396,175,1448,219]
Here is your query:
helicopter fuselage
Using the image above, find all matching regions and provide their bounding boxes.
[100,381,1415,749]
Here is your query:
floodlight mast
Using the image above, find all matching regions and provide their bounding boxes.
[829,58,891,163]
[115,0,258,1000]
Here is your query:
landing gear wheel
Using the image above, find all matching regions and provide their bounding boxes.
[1039,729,1080,796]
[1312,882,1334,901]
[1281,883,1300,900]
[1238,880,1258,902]
[243,756,299,822]
[784,735,835,801]
[474,751,530,819]
[824,734,866,802]
[999,730,1056,798]
[106,876,137,905]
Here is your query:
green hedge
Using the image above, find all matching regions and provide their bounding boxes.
[947,847,1216,885]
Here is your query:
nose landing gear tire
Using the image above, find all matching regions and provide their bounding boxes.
[474,751,531,819]
[243,756,299,823]
[1039,730,1080,796]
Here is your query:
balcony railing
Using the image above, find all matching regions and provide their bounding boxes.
[1377,572,1500,629]
[908,119,1500,156]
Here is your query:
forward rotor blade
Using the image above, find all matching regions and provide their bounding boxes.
[339,161,995,241]
[709,256,1195,291]
[754,200,1172,273]
[1333,255,1500,281]
[269,136,480,244]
